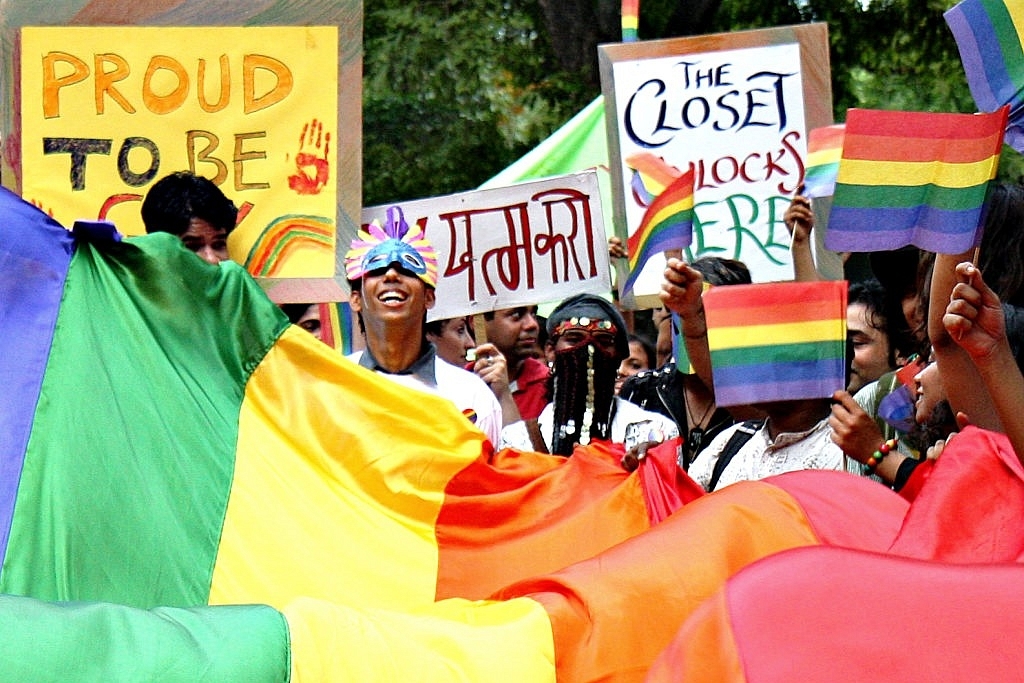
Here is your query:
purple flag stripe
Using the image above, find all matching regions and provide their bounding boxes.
[824,206,983,254]
[946,1,1004,112]
[712,358,846,408]
[0,189,75,564]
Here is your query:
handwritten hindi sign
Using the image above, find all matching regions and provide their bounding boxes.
[600,24,833,305]
[20,26,339,283]
[363,171,611,322]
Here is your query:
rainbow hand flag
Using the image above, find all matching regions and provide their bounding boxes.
[825,107,1007,254]
[802,124,845,198]
[703,280,848,407]
[945,0,1024,153]
[621,0,639,41]
[626,152,682,205]
[621,167,695,295]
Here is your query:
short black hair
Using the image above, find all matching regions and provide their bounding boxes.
[141,171,238,237]
[689,256,752,287]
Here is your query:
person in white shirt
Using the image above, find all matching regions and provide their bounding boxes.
[345,206,501,444]
[688,398,844,492]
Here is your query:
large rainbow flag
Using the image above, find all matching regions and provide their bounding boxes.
[9,186,1024,681]
[702,280,848,408]
[945,0,1024,153]
[825,107,1007,254]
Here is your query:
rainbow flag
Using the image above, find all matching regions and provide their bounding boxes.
[622,167,695,295]
[802,124,845,198]
[825,107,1007,254]
[0,186,708,680]
[649,426,1024,683]
[621,0,639,41]
[702,280,848,407]
[945,0,1024,152]
[317,301,357,354]
[17,187,1024,681]
[626,151,681,202]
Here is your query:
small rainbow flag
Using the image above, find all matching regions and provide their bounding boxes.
[626,152,681,205]
[622,0,639,41]
[945,0,1024,152]
[318,302,357,355]
[621,167,695,295]
[825,107,1007,254]
[802,124,845,198]
[703,280,848,407]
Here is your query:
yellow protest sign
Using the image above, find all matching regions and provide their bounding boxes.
[20,26,339,279]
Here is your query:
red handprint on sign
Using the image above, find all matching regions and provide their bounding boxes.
[288,119,332,195]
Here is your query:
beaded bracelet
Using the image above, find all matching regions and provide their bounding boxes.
[866,437,898,474]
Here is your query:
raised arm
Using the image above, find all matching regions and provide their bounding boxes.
[659,258,714,391]
[944,262,1024,462]
[783,191,823,282]
[929,252,1002,430]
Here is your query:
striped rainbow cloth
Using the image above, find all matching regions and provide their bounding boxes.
[0,186,712,680]
[703,280,848,408]
[11,184,1024,681]
[945,0,1024,152]
[824,107,1007,254]
[802,124,845,198]
[317,301,356,354]
[622,167,695,295]
[622,0,639,41]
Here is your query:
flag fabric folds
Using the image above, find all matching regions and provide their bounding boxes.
[649,426,1024,682]
[0,187,698,680]
[702,280,848,408]
[9,185,1024,681]
[945,0,1024,153]
[825,107,1007,254]
[622,167,695,295]
[802,123,845,198]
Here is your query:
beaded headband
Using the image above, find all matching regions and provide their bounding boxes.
[552,316,618,339]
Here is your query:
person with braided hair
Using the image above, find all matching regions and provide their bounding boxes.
[498,294,677,456]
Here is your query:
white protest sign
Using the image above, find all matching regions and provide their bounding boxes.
[363,170,612,321]
[600,24,833,306]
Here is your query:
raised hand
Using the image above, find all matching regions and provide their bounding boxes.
[943,262,1006,363]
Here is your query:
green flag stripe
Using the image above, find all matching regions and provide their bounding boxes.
[710,340,844,368]
[833,182,989,211]
[1,234,288,607]
[0,594,289,681]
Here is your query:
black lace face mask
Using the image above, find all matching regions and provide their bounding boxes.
[547,340,619,456]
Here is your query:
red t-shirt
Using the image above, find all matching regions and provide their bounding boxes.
[511,356,549,420]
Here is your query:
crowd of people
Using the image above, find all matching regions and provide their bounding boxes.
[141,168,1024,506]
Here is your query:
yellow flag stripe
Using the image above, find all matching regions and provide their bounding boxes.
[709,319,843,350]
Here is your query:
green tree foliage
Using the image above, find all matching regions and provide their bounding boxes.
[363,2,595,206]
[364,0,1024,204]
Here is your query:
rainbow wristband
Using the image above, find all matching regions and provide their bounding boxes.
[866,437,898,474]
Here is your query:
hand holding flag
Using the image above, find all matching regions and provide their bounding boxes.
[825,107,1007,254]
[621,166,695,296]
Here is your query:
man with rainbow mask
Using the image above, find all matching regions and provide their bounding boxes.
[345,206,502,444]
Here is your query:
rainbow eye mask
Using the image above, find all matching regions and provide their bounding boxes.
[345,206,438,287]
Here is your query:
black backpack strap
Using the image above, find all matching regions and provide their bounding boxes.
[707,420,763,491]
